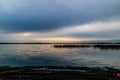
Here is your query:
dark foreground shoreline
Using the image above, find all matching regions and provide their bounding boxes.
[0,66,119,80]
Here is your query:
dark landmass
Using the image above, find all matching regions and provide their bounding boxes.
[0,66,119,80]
[0,42,120,44]
[0,42,50,44]
[54,44,92,48]
[94,44,120,50]
[54,44,120,50]
[1,42,120,50]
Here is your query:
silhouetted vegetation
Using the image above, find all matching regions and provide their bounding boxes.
[54,44,120,50]
[94,44,120,50]
[54,44,92,48]
[0,66,119,80]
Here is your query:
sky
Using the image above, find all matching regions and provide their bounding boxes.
[0,0,120,42]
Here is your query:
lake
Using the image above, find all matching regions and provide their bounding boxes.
[0,44,120,68]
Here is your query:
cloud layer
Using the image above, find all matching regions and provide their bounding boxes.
[0,0,120,33]
[0,0,120,42]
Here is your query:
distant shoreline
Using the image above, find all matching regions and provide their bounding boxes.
[0,42,120,44]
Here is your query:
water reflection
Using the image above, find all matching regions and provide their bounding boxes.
[0,44,120,68]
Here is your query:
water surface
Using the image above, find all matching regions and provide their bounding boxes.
[0,44,120,68]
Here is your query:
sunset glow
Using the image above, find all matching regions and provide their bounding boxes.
[20,32,32,37]
[35,37,81,42]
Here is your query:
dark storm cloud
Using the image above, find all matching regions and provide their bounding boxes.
[0,0,120,33]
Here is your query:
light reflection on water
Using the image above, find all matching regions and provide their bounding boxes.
[0,44,120,68]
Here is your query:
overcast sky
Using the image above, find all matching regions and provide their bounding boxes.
[0,0,120,42]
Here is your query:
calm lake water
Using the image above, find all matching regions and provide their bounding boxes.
[0,44,120,68]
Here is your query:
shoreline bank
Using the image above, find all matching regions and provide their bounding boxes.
[0,66,119,80]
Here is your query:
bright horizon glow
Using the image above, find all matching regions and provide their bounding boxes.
[34,37,108,42]
[20,32,32,37]
[35,37,82,42]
